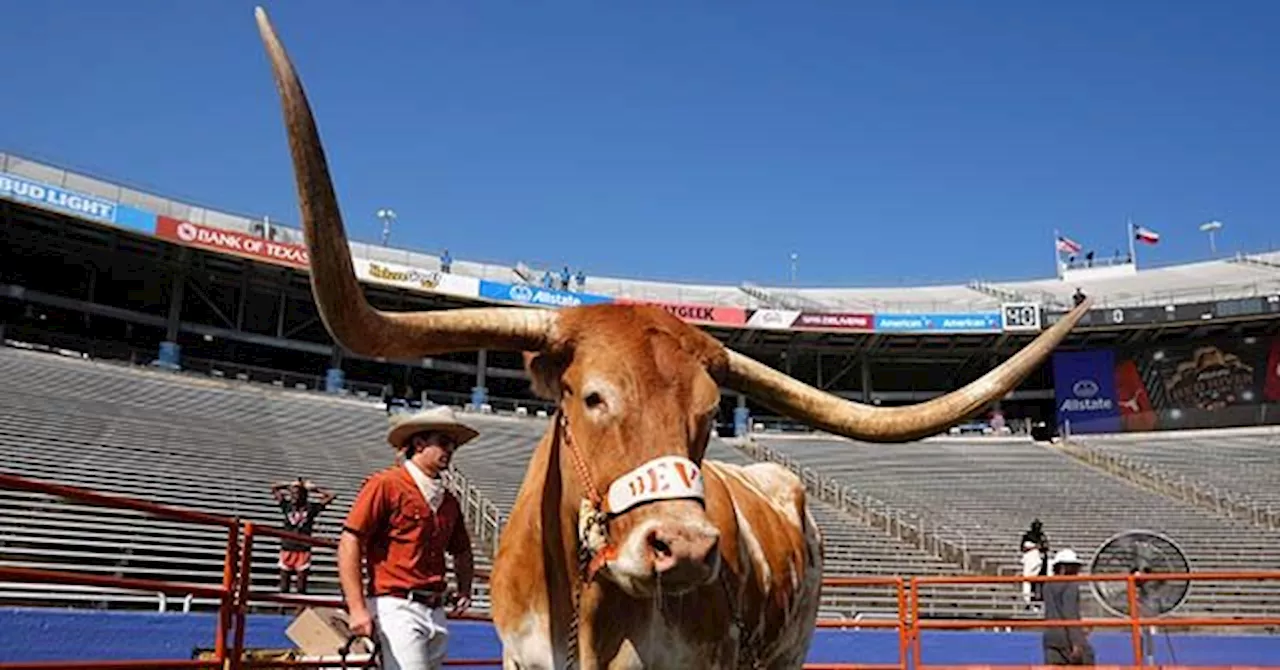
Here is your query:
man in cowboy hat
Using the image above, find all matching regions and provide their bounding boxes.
[1042,548,1095,665]
[337,405,478,670]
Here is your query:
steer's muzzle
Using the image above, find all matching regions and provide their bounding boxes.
[610,500,721,597]
[648,520,720,587]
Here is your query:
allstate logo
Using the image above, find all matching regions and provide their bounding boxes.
[1072,379,1099,398]
[509,285,534,303]
[177,222,198,242]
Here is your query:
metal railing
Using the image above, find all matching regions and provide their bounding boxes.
[734,439,973,571]
[5,471,1280,669]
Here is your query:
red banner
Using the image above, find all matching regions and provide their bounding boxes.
[155,216,310,269]
[793,312,874,331]
[617,299,747,327]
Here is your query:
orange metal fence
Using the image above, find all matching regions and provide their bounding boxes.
[4,472,1280,670]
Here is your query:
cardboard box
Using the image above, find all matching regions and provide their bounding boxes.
[286,607,372,656]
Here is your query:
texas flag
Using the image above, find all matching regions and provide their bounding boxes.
[1134,225,1161,245]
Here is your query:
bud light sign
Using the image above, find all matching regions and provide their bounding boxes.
[1052,350,1120,433]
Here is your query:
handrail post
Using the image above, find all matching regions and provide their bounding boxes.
[910,576,922,669]
[895,577,908,670]
[231,522,257,670]
[1127,574,1143,667]
[215,520,241,665]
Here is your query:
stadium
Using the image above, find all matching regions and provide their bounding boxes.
[3,131,1280,669]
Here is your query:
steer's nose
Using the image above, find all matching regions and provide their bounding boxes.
[647,522,720,586]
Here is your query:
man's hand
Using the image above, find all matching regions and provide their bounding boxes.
[348,606,375,639]
[449,590,472,617]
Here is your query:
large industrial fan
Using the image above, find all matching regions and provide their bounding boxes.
[1087,529,1192,663]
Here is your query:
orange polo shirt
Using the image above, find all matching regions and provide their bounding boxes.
[343,465,470,596]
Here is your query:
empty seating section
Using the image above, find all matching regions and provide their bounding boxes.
[1074,430,1280,510]
[754,434,1280,617]
[5,343,1279,623]
[0,345,497,612]
[0,346,997,620]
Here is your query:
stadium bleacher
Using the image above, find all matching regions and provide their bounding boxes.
[4,338,1280,627]
[1069,429,1280,517]
[0,343,1009,621]
[749,433,1280,618]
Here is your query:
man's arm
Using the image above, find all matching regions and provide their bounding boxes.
[338,476,385,638]
[337,530,374,637]
[447,515,474,615]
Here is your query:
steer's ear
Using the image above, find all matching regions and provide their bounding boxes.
[524,350,568,400]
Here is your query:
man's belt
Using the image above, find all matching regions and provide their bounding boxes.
[381,588,448,608]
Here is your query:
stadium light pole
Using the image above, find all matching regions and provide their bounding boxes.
[376,208,397,247]
[1199,220,1223,256]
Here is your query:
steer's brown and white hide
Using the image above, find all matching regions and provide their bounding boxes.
[491,447,823,669]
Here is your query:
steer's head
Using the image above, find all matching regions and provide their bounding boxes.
[251,5,1092,598]
[525,303,729,596]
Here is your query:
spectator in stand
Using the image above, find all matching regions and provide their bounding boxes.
[560,266,571,290]
[575,269,586,292]
[382,382,395,415]
[542,270,554,288]
[1072,288,1087,306]
[1042,549,1095,665]
[440,249,452,274]
[339,406,476,669]
[271,478,337,594]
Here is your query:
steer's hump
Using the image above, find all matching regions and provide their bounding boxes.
[703,459,806,531]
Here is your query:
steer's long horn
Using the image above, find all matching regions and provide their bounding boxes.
[724,300,1091,443]
[254,7,555,359]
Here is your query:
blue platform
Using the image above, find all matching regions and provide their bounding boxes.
[2,609,1279,666]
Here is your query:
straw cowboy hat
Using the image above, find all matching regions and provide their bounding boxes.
[386,405,480,451]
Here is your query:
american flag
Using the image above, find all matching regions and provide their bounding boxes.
[1056,235,1082,254]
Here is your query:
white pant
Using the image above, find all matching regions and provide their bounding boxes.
[372,595,450,670]
[1021,550,1043,599]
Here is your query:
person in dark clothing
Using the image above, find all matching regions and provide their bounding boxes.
[271,478,336,594]
[1021,519,1051,603]
[1042,548,1095,665]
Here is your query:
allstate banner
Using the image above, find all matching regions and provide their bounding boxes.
[0,171,156,232]
[874,312,1002,333]
[478,280,613,309]
[1052,349,1120,434]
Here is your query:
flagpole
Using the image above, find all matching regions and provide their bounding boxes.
[1054,228,1062,277]
[1127,217,1137,268]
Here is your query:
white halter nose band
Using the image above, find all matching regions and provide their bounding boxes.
[605,455,705,516]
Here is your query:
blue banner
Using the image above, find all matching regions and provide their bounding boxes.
[478,280,613,309]
[873,312,1002,333]
[1052,349,1120,434]
[0,171,156,233]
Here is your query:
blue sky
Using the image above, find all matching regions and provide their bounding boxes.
[3,1,1278,288]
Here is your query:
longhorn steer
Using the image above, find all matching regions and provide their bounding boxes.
[250,8,1090,668]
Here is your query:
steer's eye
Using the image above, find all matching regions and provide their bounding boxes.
[584,391,605,410]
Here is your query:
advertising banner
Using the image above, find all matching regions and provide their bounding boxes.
[478,280,613,309]
[792,312,874,331]
[874,312,1002,333]
[0,171,156,232]
[617,299,748,326]
[745,309,801,330]
[1052,350,1121,434]
[1110,335,1280,432]
[355,259,480,299]
[155,216,310,269]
